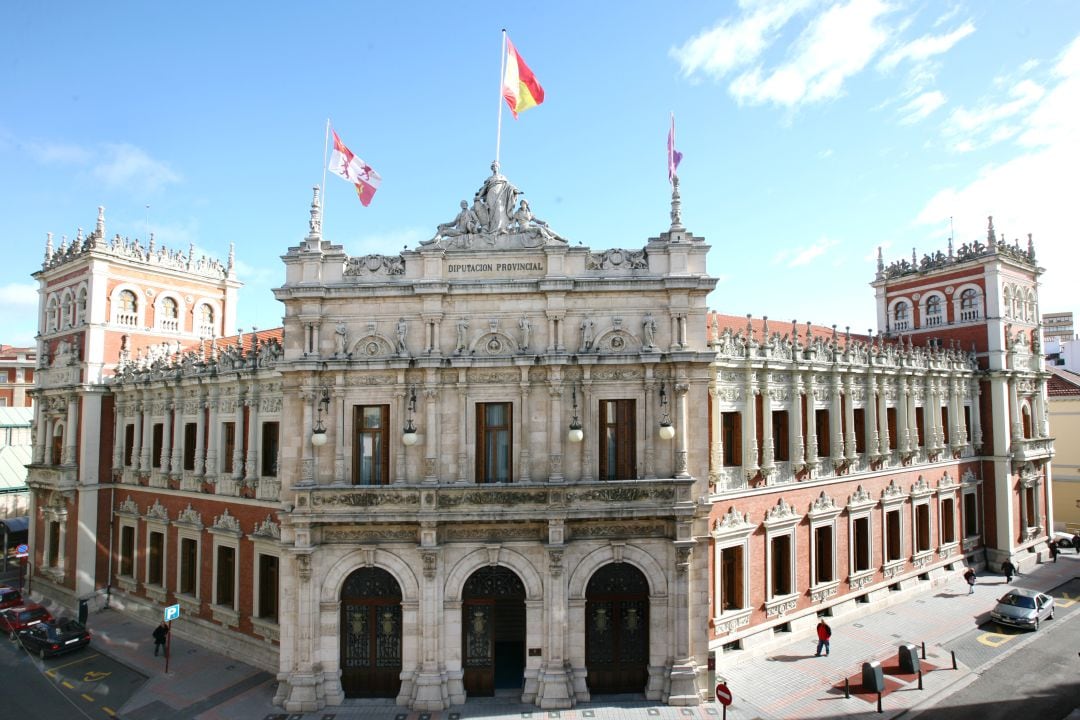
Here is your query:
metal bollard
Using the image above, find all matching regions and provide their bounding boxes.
[951,650,957,670]
[877,691,883,714]
[921,641,926,659]
[845,677,850,699]
[918,669,923,690]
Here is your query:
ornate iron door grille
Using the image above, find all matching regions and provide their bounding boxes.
[462,566,526,696]
[585,563,649,694]
[340,567,403,698]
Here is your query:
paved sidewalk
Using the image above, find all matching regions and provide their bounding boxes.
[28,553,1080,719]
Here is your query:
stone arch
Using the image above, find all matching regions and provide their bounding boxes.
[321,547,421,603]
[109,283,145,328]
[887,296,912,331]
[46,294,59,332]
[444,546,543,601]
[1002,284,1013,318]
[75,284,88,325]
[919,290,946,328]
[154,291,186,332]
[469,331,519,357]
[594,328,641,354]
[567,543,668,600]
[60,288,75,329]
[953,283,982,322]
[349,334,396,359]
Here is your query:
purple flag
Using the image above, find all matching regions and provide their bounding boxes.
[668,113,683,183]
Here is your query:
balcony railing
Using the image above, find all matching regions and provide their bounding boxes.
[1012,436,1054,463]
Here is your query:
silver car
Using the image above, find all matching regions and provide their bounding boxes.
[990,588,1055,630]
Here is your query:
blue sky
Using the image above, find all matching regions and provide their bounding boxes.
[2,1,1078,347]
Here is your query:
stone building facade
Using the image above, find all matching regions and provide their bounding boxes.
[22,180,1054,714]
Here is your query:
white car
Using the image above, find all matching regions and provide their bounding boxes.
[990,588,1055,630]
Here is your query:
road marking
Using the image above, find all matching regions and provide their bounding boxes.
[976,631,1015,647]
[51,653,101,671]
[102,707,116,717]
[81,693,95,702]
[83,670,111,682]
[62,680,75,689]
[1055,591,1077,608]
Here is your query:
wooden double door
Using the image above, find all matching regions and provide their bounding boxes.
[340,567,402,698]
[585,563,649,694]
[462,566,527,696]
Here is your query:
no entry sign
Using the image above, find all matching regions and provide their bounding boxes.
[715,682,732,706]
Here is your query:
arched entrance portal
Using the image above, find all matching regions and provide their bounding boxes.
[340,567,403,698]
[462,565,526,696]
[585,563,649,694]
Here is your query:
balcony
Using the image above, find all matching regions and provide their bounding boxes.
[26,464,78,492]
[1012,437,1054,464]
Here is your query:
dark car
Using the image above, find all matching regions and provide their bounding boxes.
[0,603,54,638]
[0,585,22,610]
[16,618,91,659]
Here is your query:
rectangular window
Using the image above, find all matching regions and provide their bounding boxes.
[152,423,164,468]
[216,545,236,607]
[964,492,978,537]
[814,525,834,584]
[915,504,931,552]
[261,421,279,477]
[770,535,792,596]
[51,432,62,465]
[941,407,950,445]
[853,408,866,454]
[963,406,972,444]
[1024,486,1036,527]
[722,412,741,466]
[915,407,925,447]
[183,423,197,471]
[353,405,389,485]
[476,402,512,483]
[47,522,60,567]
[886,407,897,450]
[148,530,164,585]
[223,422,236,474]
[124,424,136,467]
[772,410,789,462]
[853,517,871,572]
[179,538,197,595]
[120,525,135,577]
[720,545,744,611]
[599,399,636,480]
[941,498,956,544]
[258,554,279,622]
[885,509,902,561]
[815,409,830,457]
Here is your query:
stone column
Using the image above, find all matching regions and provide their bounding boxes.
[829,374,843,468]
[160,399,173,477]
[33,403,47,464]
[535,530,573,708]
[708,384,722,485]
[1034,379,1049,437]
[193,395,206,476]
[970,379,983,450]
[245,392,259,483]
[333,386,345,481]
[1008,376,1022,440]
[519,379,532,482]
[804,372,818,472]
[581,376,594,481]
[299,389,314,485]
[64,394,78,465]
[790,376,805,470]
[666,543,699,704]
[111,400,124,470]
[282,550,323,713]
[547,381,564,482]
[865,373,879,459]
[760,373,774,478]
[742,370,758,476]
[233,389,246,482]
[674,381,689,478]
[412,541,447,709]
[138,401,151,471]
[455,375,468,483]
[643,377,657,479]
[843,375,856,462]
[170,388,184,476]
[394,388,407,484]
[877,376,890,456]
[206,389,219,477]
[897,377,910,453]
[423,387,439,482]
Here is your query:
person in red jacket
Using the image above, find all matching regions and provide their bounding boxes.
[815,619,832,657]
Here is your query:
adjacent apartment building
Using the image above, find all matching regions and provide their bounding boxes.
[24,180,1054,714]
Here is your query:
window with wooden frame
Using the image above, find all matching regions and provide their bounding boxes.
[183,423,197,471]
[722,411,741,466]
[476,402,512,483]
[179,537,198,596]
[120,525,135,577]
[152,423,164,468]
[887,407,897,449]
[940,497,956,544]
[148,530,165,586]
[222,422,236,474]
[772,410,789,461]
[261,421,279,477]
[815,409,830,457]
[885,509,902,561]
[124,424,136,467]
[215,544,236,608]
[353,405,389,485]
[599,399,636,480]
[852,516,872,572]
[853,408,866,453]
[257,553,279,622]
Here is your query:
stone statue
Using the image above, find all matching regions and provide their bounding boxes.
[473,161,519,234]
[396,318,408,355]
[643,314,657,349]
[428,200,480,244]
[518,316,531,351]
[581,320,595,352]
[455,317,469,354]
[334,322,348,356]
[512,199,565,243]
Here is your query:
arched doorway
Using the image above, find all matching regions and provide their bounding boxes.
[340,567,402,698]
[585,563,649,694]
[462,565,526,696]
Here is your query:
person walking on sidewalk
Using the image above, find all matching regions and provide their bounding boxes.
[814,619,832,657]
[964,567,977,594]
[1001,558,1016,583]
[152,621,169,657]
[1048,539,1059,563]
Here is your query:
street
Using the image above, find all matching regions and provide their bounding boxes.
[0,630,146,719]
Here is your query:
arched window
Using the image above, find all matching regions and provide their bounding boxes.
[76,287,87,325]
[925,296,943,327]
[61,292,74,328]
[46,296,59,332]
[160,297,179,332]
[198,304,215,337]
[116,290,138,327]
[960,289,979,321]
[1002,286,1012,318]
[893,301,910,331]
[1025,289,1036,323]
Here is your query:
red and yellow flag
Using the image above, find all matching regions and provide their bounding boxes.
[502,37,545,119]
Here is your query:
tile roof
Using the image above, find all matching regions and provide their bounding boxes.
[1047,367,1080,397]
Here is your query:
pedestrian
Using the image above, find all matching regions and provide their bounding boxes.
[1048,540,1059,563]
[1001,558,1016,583]
[1072,533,1080,554]
[152,621,169,657]
[814,618,832,657]
[964,567,976,594]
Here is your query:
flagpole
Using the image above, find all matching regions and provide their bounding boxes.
[495,29,507,167]
[321,118,331,220]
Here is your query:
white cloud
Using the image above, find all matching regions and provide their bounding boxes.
[27,141,94,165]
[0,282,39,309]
[818,148,834,159]
[729,0,894,107]
[898,90,946,124]
[93,143,180,192]
[773,237,840,267]
[878,21,975,71]
[670,0,819,79]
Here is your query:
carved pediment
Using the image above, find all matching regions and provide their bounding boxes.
[350,335,395,359]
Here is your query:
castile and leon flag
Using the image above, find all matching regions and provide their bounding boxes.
[329,129,382,206]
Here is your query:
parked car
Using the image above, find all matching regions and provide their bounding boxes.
[16,617,91,659]
[990,588,1055,630]
[0,585,22,610]
[0,603,54,639]
[1050,531,1079,550]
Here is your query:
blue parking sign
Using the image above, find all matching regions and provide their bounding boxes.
[164,604,180,622]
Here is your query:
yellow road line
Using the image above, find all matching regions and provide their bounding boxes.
[81,693,95,702]
[46,669,57,678]
[62,680,75,689]
[51,653,101,671]
[102,708,116,717]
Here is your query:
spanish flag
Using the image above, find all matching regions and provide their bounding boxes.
[502,36,545,119]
